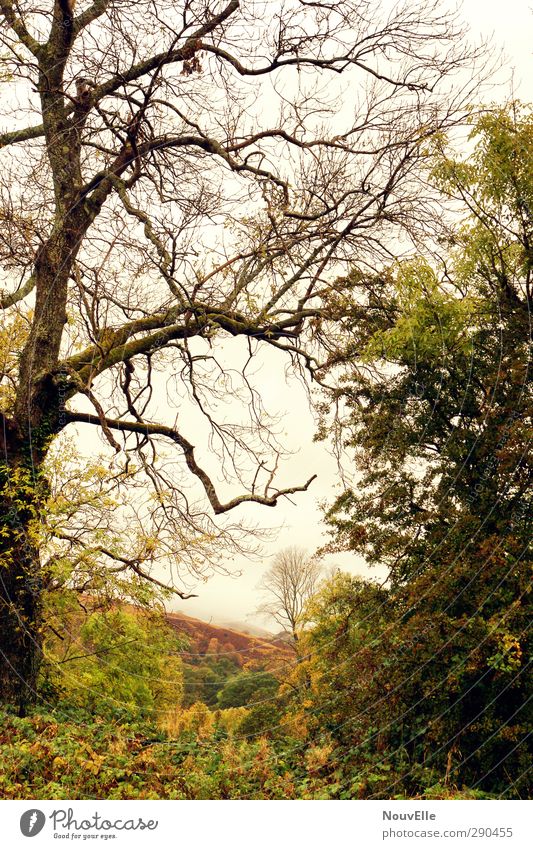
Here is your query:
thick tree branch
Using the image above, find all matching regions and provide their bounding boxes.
[0,0,43,56]
[65,411,317,515]
[79,133,289,205]
[0,123,45,148]
[73,0,110,37]
[60,304,315,385]
[0,275,36,309]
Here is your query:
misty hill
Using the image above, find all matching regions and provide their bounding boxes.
[166,610,293,668]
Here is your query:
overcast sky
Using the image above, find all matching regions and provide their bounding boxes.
[168,0,533,629]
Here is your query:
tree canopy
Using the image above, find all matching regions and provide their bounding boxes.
[307,105,532,798]
[321,105,531,584]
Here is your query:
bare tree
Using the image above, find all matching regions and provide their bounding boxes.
[0,0,485,710]
[256,547,322,643]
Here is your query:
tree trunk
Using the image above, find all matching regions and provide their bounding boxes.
[0,444,46,715]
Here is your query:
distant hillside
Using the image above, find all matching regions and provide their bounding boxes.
[166,610,293,668]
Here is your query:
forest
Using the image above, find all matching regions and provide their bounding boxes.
[0,0,531,800]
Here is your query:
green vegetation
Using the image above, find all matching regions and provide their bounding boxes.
[181,657,241,708]
[43,607,184,721]
[216,671,279,709]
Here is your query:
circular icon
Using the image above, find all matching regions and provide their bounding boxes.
[20,810,46,837]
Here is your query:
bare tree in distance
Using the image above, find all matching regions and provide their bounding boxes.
[0,0,488,710]
[256,547,323,643]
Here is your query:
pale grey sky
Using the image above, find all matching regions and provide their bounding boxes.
[172,0,533,628]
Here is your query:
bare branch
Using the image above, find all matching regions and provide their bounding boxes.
[65,410,317,515]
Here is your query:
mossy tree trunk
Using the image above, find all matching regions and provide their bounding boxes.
[0,443,48,715]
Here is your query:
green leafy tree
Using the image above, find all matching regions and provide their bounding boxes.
[323,104,532,592]
[43,607,184,720]
[216,670,279,709]
[237,701,284,741]
[313,105,532,797]
[181,656,240,708]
